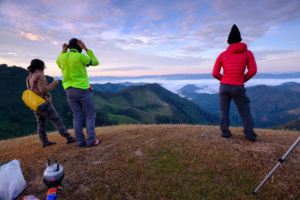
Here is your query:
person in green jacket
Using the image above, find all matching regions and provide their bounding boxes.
[56,38,101,147]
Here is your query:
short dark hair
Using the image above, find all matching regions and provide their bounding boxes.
[68,38,79,49]
[27,59,45,72]
[68,38,82,53]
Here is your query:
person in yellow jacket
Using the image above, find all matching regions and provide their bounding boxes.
[57,38,101,147]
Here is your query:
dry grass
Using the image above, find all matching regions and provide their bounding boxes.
[1,125,300,199]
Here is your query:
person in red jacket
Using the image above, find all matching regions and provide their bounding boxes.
[212,24,257,142]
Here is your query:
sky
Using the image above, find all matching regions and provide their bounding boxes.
[0,0,300,77]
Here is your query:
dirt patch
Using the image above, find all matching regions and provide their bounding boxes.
[78,184,90,193]
[93,160,105,165]
[287,108,300,115]
[134,148,143,157]
[238,142,276,153]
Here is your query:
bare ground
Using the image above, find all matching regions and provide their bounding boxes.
[1,125,300,199]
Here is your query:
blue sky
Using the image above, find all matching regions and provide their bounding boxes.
[0,0,299,76]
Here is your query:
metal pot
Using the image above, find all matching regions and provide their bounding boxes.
[43,159,64,182]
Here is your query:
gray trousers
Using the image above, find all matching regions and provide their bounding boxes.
[219,83,257,140]
[34,103,71,144]
[66,87,96,146]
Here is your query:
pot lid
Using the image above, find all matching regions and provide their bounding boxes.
[45,159,62,172]
[46,164,60,172]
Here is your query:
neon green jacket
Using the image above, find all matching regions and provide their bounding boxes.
[56,49,99,90]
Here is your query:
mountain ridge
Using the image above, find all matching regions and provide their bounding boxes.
[0,64,218,140]
[180,84,300,128]
[82,72,300,81]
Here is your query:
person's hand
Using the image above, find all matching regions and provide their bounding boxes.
[62,43,68,53]
[53,80,59,85]
[77,40,88,51]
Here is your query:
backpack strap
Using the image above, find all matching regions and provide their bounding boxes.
[26,76,31,90]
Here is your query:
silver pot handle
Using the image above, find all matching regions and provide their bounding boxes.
[48,159,59,171]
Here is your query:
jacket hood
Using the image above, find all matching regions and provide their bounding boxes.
[226,43,247,54]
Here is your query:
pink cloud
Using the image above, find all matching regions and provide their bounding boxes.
[20,31,44,41]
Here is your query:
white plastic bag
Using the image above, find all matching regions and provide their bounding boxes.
[0,159,26,200]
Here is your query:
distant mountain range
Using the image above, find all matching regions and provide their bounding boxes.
[275,119,300,131]
[180,82,300,128]
[178,84,209,93]
[271,82,300,92]
[0,64,219,140]
[117,82,147,87]
[76,72,300,82]
[90,82,149,93]
[2,63,299,140]
[94,83,219,126]
[90,83,127,92]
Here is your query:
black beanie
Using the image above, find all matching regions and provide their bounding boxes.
[228,24,242,44]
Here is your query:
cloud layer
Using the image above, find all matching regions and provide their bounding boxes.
[0,0,299,76]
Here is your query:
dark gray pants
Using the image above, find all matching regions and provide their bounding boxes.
[219,83,257,140]
[34,103,71,144]
[66,87,96,146]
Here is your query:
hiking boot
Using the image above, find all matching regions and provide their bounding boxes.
[42,141,56,148]
[78,142,87,147]
[246,137,256,142]
[86,140,101,147]
[66,137,76,144]
[221,133,233,138]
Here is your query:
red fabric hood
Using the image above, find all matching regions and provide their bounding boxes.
[226,43,247,54]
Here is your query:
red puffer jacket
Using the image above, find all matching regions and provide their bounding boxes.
[212,43,257,85]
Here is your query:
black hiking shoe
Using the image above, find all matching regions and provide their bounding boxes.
[78,142,87,147]
[221,133,233,138]
[246,137,256,142]
[66,137,76,144]
[42,141,56,148]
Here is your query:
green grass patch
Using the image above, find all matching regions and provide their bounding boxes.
[108,96,132,108]
[107,114,139,125]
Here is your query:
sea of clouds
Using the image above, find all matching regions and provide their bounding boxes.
[90,79,300,94]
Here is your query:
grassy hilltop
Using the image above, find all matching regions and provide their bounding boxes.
[1,125,300,199]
